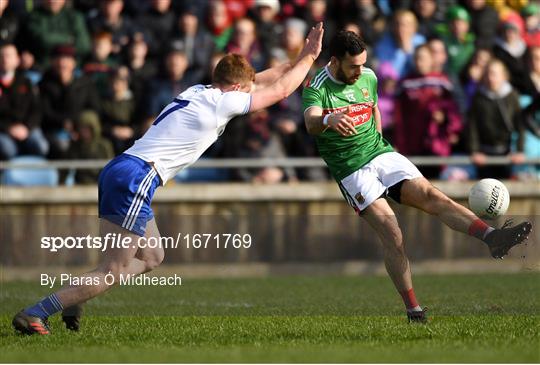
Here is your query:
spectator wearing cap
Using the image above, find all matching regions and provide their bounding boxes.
[207,0,234,51]
[168,6,215,85]
[252,0,283,53]
[375,10,426,78]
[522,4,540,47]
[465,0,499,48]
[225,18,268,72]
[0,0,19,45]
[0,43,48,160]
[87,0,141,56]
[100,67,136,155]
[282,18,308,62]
[493,13,530,93]
[83,31,119,97]
[435,5,475,77]
[39,45,100,158]
[19,0,91,69]
[136,0,176,60]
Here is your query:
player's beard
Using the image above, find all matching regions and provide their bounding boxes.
[336,66,359,85]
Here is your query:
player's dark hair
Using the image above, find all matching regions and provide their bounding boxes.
[213,53,256,87]
[330,31,367,61]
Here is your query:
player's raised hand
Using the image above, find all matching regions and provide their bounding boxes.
[327,106,357,137]
[300,22,324,61]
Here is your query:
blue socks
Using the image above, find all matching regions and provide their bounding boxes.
[24,293,64,319]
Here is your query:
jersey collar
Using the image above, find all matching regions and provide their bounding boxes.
[325,64,344,85]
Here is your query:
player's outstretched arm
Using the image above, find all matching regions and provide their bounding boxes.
[254,62,292,89]
[249,23,324,112]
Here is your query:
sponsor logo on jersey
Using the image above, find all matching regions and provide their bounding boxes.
[322,102,374,126]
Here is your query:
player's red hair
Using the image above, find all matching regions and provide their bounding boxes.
[212,54,255,88]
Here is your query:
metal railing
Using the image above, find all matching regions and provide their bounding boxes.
[0,156,539,170]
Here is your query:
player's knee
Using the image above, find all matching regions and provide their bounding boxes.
[102,261,130,283]
[424,187,452,214]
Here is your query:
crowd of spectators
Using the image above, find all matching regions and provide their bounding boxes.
[0,0,538,184]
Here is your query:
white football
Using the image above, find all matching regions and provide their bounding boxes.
[468,178,510,219]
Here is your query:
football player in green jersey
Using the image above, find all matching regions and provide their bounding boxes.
[303,31,532,323]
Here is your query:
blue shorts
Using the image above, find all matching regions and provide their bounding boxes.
[98,154,161,236]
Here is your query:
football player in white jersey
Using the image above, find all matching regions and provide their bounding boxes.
[12,24,325,336]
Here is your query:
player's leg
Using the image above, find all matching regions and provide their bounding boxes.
[339,165,426,322]
[398,176,532,257]
[12,219,140,335]
[361,198,426,322]
[134,217,165,273]
[60,218,164,332]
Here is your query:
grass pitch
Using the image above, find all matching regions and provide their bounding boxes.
[1,273,539,363]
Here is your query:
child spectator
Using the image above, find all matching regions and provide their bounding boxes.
[0,44,48,160]
[394,45,463,178]
[468,60,525,179]
[68,110,114,184]
[83,32,118,97]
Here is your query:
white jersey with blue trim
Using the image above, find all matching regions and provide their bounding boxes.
[125,84,251,184]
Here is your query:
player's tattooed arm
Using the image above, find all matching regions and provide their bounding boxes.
[304,106,357,136]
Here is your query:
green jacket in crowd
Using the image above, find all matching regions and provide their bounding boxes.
[21,6,91,68]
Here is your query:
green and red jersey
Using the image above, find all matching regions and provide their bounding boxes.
[303,65,393,181]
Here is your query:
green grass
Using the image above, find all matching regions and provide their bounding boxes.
[1,273,539,363]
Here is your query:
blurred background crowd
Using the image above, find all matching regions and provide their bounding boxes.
[0,0,539,185]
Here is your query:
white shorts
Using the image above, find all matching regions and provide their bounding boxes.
[338,152,422,213]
